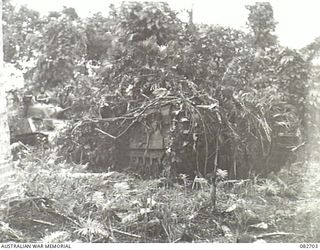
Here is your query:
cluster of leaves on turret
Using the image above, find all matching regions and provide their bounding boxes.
[92,2,185,100]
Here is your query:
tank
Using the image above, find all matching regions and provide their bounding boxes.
[9,94,70,146]
[122,104,172,177]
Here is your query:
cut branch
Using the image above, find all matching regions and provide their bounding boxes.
[95,128,117,139]
[113,228,142,238]
[30,219,55,226]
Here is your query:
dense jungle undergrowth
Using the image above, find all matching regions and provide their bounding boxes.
[2,0,320,243]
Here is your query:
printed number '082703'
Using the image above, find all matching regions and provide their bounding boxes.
[300,244,318,248]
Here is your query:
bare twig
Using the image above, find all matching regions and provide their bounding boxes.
[160,221,171,243]
[95,128,117,139]
[113,228,142,238]
[30,219,55,226]
[257,232,302,239]
[173,238,181,243]
[291,141,306,152]
[182,96,209,175]
[47,210,81,227]
[210,128,220,208]
[115,120,136,139]
[9,197,51,206]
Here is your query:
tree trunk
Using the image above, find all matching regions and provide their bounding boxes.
[0,0,15,190]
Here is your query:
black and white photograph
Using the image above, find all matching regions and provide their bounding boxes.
[0,0,320,246]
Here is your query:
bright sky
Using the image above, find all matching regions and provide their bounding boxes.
[11,0,320,49]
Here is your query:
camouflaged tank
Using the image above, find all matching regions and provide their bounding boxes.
[9,95,70,146]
